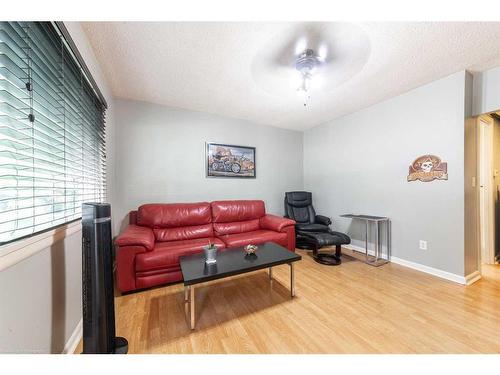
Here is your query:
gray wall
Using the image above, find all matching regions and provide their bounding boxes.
[473,65,500,116]
[464,71,478,277]
[0,22,114,353]
[114,99,304,231]
[0,232,81,353]
[304,71,467,276]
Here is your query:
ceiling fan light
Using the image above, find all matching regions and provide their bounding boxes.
[294,37,307,56]
[318,44,328,61]
[294,48,322,107]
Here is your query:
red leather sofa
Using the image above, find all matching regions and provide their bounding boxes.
[115,200,296,292]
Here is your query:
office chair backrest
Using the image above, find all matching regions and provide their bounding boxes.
[284,191,316,224]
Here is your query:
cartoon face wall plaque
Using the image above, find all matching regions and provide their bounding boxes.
[407,155,448,182]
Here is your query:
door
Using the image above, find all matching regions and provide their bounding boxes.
[478,115,496,265]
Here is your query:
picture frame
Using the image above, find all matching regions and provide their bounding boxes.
[206,142,256,178]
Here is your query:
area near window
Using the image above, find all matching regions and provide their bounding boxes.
[0,21,107,246]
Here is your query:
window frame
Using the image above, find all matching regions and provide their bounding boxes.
[0,21,107,255]
[0,219,82,271]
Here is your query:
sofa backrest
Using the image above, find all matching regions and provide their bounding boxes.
[129,210,138,225]
[137,202,213,242]
[211,200,265,236]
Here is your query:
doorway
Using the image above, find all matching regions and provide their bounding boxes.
[477,114,499,266]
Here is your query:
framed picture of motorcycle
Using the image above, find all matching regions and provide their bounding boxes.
[206,142,256,178]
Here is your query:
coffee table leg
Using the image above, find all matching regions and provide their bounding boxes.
[268,267,273,280]
[290,262,295,298]
[184,285,189,302]
[190,285,195,330]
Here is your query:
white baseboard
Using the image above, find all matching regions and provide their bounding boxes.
[389,255,467,284]
[344,244,469,285]
[62,319,82,354]
[344,244,377,258]
[465,270,481,285]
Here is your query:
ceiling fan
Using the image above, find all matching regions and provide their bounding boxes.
[251,23,371,107]
[294,48,326,106]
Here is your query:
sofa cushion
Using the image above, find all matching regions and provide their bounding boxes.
[219,229,287,249]
[135,237,225,272]
[137,202,211,228]
[211,200,265,223]
[154,223,213,242]
[213,219,260,236]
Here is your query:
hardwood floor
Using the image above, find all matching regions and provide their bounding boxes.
[75,248,500,353]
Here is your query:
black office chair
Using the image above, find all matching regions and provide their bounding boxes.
[284,191,351,265]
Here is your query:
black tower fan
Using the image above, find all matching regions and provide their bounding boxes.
[82,203,128,354]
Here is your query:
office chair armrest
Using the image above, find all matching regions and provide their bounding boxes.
[315,215,332,226]
[115,225,155,251]
[260,214,296,232]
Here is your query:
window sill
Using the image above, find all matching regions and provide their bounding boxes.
[0,220,82,271]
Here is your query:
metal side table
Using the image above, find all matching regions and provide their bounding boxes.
[340,214,391,266]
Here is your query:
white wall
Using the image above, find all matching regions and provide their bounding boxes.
[464,72,478,277]
[114,99,303,231]
[304,71,467,276]
[0,232,82,353]
[0,22,114,353]
[473,66,500,116]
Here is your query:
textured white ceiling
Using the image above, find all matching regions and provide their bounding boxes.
[82,22,500,131]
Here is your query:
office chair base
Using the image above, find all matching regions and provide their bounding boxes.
[313,253,342,266]
[312,244,343,266]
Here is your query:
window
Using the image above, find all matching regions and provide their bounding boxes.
[0,22,107,245]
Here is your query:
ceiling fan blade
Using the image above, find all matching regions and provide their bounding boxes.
[251,22,371,97]
[272,24,332,67]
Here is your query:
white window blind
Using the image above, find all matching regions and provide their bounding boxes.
[0,21,106,245]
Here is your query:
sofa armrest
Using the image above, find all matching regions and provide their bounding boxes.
[315,215,332,226]
[115,225,155,251]
[260,214,296,232]
[116,245,147,292]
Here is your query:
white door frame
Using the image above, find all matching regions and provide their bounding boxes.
[477,115,496,265]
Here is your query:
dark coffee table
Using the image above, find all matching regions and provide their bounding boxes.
[179,242,301,329]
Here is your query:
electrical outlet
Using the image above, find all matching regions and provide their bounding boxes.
[419,240,427,250]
